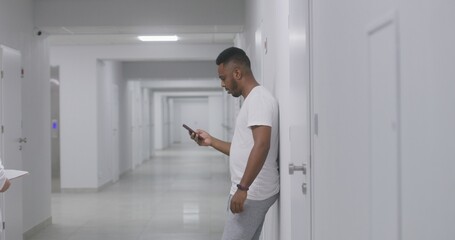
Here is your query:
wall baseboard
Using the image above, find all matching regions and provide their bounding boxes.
[61,180,114,193]
[23,217,52,239]
[119,169,132,179]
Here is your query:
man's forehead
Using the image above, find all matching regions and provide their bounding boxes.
[218,63,226,73]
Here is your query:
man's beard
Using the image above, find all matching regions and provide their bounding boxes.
[230,81,241,97]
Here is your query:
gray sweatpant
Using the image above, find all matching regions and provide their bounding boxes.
[221,193,279,240]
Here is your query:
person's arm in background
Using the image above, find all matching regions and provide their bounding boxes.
[0,160,11,192]
[191,129,231,156]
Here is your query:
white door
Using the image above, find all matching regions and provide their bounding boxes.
[129,83,142,169]
[286,0,313,239]
[367,14,400,240]
[111,84,120,182]
[141,89,150,161]
[0,46,24,240]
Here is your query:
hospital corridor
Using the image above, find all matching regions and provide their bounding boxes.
[0,0,454,240]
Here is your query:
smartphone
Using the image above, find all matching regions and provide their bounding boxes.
[182,124,196,135]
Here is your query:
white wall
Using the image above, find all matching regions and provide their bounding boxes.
[118,65,130,175]
[52,49,98,189]
[123,61,216,80]
[97,60,124,186]
[398,1,455,239]
[127,81,149,168]
[97,60,109,186]
[162,94,170,149]
[270,2,292,240]
[128,81,144,168]
[208,95,224,139]
[0,0,51,236]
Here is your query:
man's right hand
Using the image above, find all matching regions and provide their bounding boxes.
[191,130,211,146]
[191,130,231,156]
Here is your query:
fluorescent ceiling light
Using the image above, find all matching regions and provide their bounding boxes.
[138,35,179,42]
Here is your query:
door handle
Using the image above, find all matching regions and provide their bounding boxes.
[289,163,308,194]
[289,163,306,175]
[19,137,27,143]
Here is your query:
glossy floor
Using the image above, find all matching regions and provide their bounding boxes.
[28,144,230,240]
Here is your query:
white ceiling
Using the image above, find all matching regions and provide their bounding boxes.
[35,0,245,46]
[45,25,241,45]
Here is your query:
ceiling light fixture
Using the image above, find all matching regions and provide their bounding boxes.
[137,35,179,42]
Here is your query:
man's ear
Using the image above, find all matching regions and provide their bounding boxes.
[233,67,242,80]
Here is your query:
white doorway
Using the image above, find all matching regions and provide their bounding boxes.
[0,45,24,240]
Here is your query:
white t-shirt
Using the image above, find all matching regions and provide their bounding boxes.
[229,86,280,200]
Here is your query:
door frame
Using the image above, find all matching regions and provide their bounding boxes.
[308,0,316,239]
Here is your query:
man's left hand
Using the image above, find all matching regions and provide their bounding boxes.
[230,189,247,213]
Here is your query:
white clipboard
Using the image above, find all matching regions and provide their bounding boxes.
[5,169,29,180]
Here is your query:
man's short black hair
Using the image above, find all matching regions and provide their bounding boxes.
[216,47,251,69]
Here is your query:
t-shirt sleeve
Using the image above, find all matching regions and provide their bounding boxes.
[247,92,274,128]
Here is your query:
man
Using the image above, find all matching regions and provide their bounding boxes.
[189,47,279,240]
